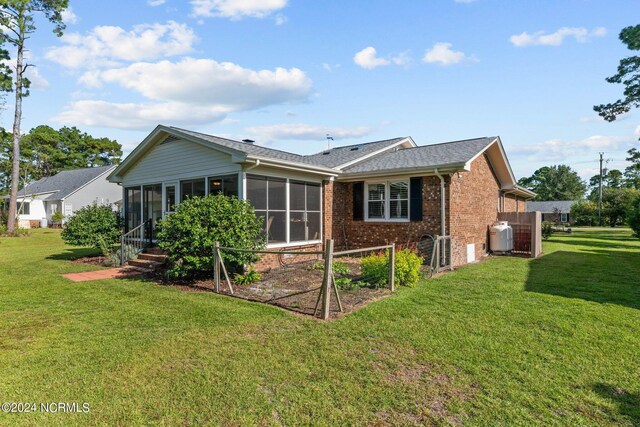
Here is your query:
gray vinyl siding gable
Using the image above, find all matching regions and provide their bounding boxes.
[122,138,240,186]
[65,174,123,211]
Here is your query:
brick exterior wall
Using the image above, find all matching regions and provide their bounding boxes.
[254,153,525,271]
[448,154,501,266]
[504,194,526,212]
[330,177,445,251]
[253,243,323,272]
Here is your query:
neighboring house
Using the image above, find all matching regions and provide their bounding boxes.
[9,165,121,228]
[108,125,535,268]
[526,200,576,225]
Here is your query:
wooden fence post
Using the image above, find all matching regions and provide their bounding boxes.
[321,239,334,320]
[389,243,395,291]
[214,241,221,293]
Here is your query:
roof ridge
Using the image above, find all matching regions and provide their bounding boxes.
[170,126,308,159]
[307,137,407,155]
[417,136,497,149]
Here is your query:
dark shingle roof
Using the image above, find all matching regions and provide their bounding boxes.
[304,137,407,168]
[17,166,115,200]
[526,200,576,213]
[342,137,497,174]
[172,127,315,165]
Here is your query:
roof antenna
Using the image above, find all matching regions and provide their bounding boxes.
[326,134,334,150]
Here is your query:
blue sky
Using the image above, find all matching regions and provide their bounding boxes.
[2,0,639,181]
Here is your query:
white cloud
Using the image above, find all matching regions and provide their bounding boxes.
[45,21,196,69]
[55,58,312,130]
[190,0,287,19]
[510,27,607,47]
[635,125,640,138]
[53,100,228,130]
[391,50,412,66]
[353,47,390,69]
[61,7,78,25]
[148,0,166,6]
[245,123,371,141]
[510,134,635,163]
[274,14,287,25]
[422,42,473,65]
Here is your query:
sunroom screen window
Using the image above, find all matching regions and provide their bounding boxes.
[290,181,321,242]
[180,179,205,202]
[389,181,409,219]
[209,174,238,197]
[247,175,286,244]
[368,183,385,219]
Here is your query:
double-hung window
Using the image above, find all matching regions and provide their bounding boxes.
[366,180,409,221]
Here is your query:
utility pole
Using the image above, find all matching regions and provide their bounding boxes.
[598,152,604,226]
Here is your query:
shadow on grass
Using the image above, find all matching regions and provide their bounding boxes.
[593,383,640,425]
[47,247,101,261]
[525,249,640,310]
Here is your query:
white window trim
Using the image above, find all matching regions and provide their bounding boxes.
[364,180,410,223]
[560,213,568,223]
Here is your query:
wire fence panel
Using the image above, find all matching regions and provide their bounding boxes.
[213,240,396,320]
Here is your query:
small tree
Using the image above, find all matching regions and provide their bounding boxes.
[571,200,598,226]
[156,195,265,280]
[61,204,122,249]
[627,195,640,237]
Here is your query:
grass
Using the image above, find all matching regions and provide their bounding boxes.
[0,228,639,426]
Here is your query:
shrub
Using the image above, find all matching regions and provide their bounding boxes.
[61,204,122,250]
[542,221,554,240]
[234,268,261,285]
[311,260,351,276]
[360,249,424,288]
[105,244,142,267]
[628,195,640,238]
[360,252,389,286]
[394,249,423,287]
[571,200,598,226]
[157,194,265,279]
[51,210,64,223]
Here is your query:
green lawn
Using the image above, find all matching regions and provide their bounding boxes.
[0,228,638,426]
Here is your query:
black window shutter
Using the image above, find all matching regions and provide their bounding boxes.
[409,177,423,221]
[353,181,364,221]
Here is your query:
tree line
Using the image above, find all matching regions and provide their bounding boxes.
[0,125,122,195]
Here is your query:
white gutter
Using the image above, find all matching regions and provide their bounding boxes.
[244,159,261,171]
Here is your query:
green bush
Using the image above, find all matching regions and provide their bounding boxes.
[628,195,640,238]
[542,221,554,240]
[394,249,423,287]
[234,268,261,285]
[571,200,598,226]
[51,210,64,223]
[61,204,122,249]
[157,195,265,279]
[360,249,424,288]
[311,260,351,276]
[360,252,389,286]
[105,244,142,267]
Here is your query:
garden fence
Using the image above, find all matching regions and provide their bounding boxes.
[215,240,396,320]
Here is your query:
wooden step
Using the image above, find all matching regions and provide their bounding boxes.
[128,258,162,270]
[144,247,166,255]
[138,253,168,262]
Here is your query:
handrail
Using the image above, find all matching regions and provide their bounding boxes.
[120,219,152,266]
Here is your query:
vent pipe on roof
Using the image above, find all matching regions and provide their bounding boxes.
[242,139,255,144]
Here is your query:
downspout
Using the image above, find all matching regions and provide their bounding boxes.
[434,169,446,237]
[434,169,447,267]
[245,159,261,171]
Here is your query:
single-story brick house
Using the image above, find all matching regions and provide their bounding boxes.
[526,200,576,225]
[6,166,121,228]
[107,125,535,267]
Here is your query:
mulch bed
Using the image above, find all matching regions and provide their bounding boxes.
[192,257,392,319]
[72,255,108,266]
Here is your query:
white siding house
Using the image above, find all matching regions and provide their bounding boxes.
[11,165,121,228]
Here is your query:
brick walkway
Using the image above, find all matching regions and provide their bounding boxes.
[63,267,145,282]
